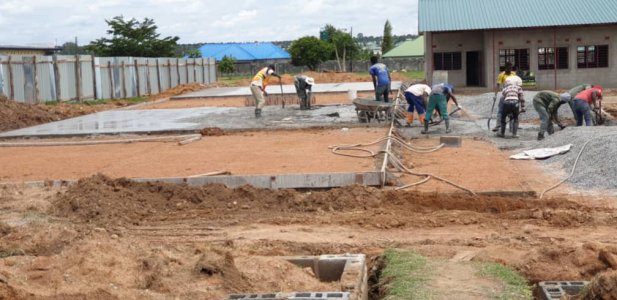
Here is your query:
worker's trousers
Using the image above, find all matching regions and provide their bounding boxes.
[533,101,552,135]
[573,99,592,126]
[375,85,390,102]
[250,85,266,109]
[426,94,448,122]
[501,101,519,130]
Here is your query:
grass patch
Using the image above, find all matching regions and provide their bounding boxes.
[0,247,25,258]
[478,262,532,300]
[380,249,433,299]
[395,70,425,81]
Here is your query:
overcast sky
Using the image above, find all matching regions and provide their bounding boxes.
[0,0,419,46]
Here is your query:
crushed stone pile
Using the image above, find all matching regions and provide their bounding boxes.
[522,126,617,191]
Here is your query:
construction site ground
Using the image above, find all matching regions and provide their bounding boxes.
[2,74,617,299]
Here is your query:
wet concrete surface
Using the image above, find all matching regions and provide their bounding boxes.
[172,81,403,99]
[0,104,380,138]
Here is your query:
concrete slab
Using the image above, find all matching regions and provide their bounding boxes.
[0,104,377,138]
[172,81,403,99]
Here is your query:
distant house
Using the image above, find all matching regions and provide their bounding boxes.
[382,36,424,59]
[198,42,290,63]
[0,45,62,56]
[419,0,617,88]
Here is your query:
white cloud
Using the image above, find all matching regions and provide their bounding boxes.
[0,0,419,45]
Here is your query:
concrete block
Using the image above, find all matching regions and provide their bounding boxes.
[538,281,588,300]
[227,292,350,300]
[439,135,462,148]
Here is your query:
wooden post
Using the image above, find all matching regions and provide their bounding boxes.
[75,55,82,102]
[155,58,162,93]
[202,58,207,84]
[192,59,196,82]
[121,61,127,98]
[185,59,190,83]
[167,58,172,89]
[108,61,115,99]
[145,59,152,95]
[7,56,14,100]
[134,59,141,97]
[91,55,97,100]
[33,56,39,103]
[52,55,61,101]
[176,58,181,86]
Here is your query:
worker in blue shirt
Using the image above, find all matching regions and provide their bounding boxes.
[369,55,392,102]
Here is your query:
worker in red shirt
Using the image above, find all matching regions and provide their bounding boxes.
[573,87,602,126]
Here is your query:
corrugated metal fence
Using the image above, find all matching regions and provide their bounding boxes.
[0,55,216,103]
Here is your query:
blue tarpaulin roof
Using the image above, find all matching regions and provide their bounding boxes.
[198,42,290,61]
[419,0,617,32]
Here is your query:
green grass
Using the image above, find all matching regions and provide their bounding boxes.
[478,263,533,300]
[380,249,433,299]
[395,70,425,81]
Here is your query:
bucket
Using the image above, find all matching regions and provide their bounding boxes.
[347,89,357,101]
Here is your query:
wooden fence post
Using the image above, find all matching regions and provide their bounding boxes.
[202,58,207,84]
[75,55,82,102]
[91,55,97,100]
[167,59,172,90]
[53,55,61,101]
[33,56,39,103]
[155,58,162,93]
[176,58,181,86]
[145,59,152,95]
[108,61,115,99]
[7,56,14,100]
[121,61,127,98]
[193,60,197,84]
[134,59,141,97]
[185,59,190,83]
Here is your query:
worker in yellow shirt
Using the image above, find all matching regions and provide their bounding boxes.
[250,65,281,118]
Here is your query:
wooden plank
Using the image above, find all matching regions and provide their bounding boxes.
[176,58,181,86]
[134,58,141,97]
[91,55,97,100]
[120,61,127,98]
[7,56,14,100]
[155,58,162,93]
[193,60,197,83]
[108,61,115,99]
[145,59,152,95]
[167,59,172,90]
[75,55,82,102]
[201,58,206,84]
[53,55,61,101]
[32,56,39,103]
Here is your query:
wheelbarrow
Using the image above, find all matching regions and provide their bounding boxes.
[352,98,393,123]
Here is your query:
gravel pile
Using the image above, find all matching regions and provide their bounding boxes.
[522,126,617,190]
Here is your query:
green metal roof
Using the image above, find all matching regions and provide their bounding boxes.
[382,36,424,58]
[419,0,617,32]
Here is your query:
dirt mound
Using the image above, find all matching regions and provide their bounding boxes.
[148,83,207,101]
[200,127,225,136]
[576,270,617,299]
[194,249,252,292]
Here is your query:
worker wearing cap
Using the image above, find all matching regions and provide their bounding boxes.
[422,83,456,134]
[493,63,520,132]
[532,91,569,140]
[294,75,315,110]
[403,83,431,127]
[250,64,281,118]
[497,79,525,138]
[573,87,603,126]
[369,55,392,102]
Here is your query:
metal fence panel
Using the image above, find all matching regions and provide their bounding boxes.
[79,55,95,100]
[0,56,6,97]
[208,58,216,84]
[36,56,56,102]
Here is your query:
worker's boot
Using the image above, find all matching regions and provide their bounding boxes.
[492,113,501,132]
[405,113,414,127]
[445,119,451,133]
[496,125,505,138]
[537,132,545,141]
[421,119,429,134]
[512,121,519,138]
[255,108,262,118]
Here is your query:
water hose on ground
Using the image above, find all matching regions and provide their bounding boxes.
[540,133,617,199]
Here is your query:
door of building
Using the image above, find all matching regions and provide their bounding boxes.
[466,51,481,86]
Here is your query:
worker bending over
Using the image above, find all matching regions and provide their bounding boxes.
[532,91,569,140]
[294,75,315,110]
[250,64,281,118]
[573,86,603,126]
[403,83,431,127]
[422,83,457,134]
[493,62,519,132]
[369,55,392,102]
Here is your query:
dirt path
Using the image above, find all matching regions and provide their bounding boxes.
[424,261,504,300]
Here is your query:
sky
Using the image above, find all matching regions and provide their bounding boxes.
[0,0,419,46]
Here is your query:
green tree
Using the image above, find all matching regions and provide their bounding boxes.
[288,36,332,71]
[320,24,358,72]
[218,55,236,78]
[381,20,394,54]
[185,48,202,58]
[86,16,179,57]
